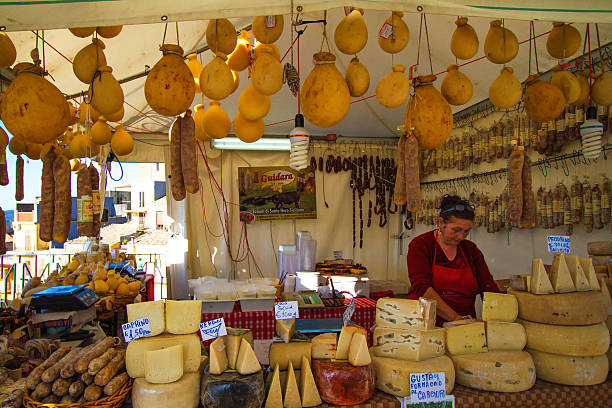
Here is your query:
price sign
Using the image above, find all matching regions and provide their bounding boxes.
[199,318,227,341]
[122,318,152,343]
[378,22,394,39]
[274,301,299,320]
[265,16,276,28]
[409,372,446,403]
[547,235,570,253]
[343,298,355,326]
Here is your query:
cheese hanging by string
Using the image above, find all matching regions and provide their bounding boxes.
[546,22,581,59]
[89,65,124,116]
[524,74,566,123]
[345,57,370,97]
[441,64,473,106]
[334,8,368,55]
[550,66,581,105]
[484,20,519,64]
[451,17,479,60]
[73,39,107,84]
[206,19,237,55]
[199,52,235,101]
[378,12,409,54]
[252,16,284,44]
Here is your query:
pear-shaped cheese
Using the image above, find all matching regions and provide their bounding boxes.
[110,125,134,156]
[97,25,122,38]
[89,65,124,115]
[345,57,370,97]
[334,8,368,55]
[202,101,231,139]
[378,11,409,54]
[441,64,473,106]
[251,50,283,96]
[592,71,612,106]
[550,67,580,105]
[206,19,237,55]
[451,17,479,60]
[228,31,251,72]
[199,53,235,101]
[91,119,111,145]
[376,64,409,108]
[489,67,522,109]
[73,38,107,84]
[524,74,566,123]
[484,20,519,64]
[233,112,264,143]
[186,53,204,94]
[547,22,581,59]
[252,15,284,44]
[0,32,17,68]
[573,70,590,106]
[69,27,96,38]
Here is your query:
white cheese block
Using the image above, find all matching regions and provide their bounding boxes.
[528,348,609,385]
[372,327,445,361]
[132,373,200,408]
[565,255,591,291]
[144,345,183,384]
[269,341,311,370]
[165,300,202,334]
[451,351,536,392]
[336,324,367,360]
[300,356,322,407]
[236,338,261,375]
[486,321,526,351]
[348,333,371,366]
[264,364,282,408]
[481,292,518,322]
[376,297,422,318]
[127,300,165,337]
[224,328,254,370]
[419,297,437,329]
[283,361,301,408]
[209,337,228,375]
[520,320,609,356]
[376,308,425,329]
[580,258,601,291]
[311,332,337,359]
[550,253,576,293]
[599,277,612,315]
[370,350,455,397]
[126,333,201,378]
[530,259,554,294]
[445,322,487,355]
[276,319,296,344]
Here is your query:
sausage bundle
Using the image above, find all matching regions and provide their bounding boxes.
[170,110,200,202]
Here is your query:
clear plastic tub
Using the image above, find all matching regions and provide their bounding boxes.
[194,286,216,300]
[236,285,257,299]
[256,285,277,298]
[217,285,236,300]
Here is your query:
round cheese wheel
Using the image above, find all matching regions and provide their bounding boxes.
[528,349,608,386]
[132,373,200,408]
[311,359,374,405]
[520,320,609,357]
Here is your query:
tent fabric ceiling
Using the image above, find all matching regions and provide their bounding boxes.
[2,8,612,140]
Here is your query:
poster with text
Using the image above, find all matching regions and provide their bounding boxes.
[238,166,316,221]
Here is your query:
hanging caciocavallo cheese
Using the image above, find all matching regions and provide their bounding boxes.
[301,52,351,128]
[0,32,16,68]
[69,27,96,38]
[441,64,473,106]
[404,75,453,149]
[524,74,566,123]
[1,63,70,145]
[186,54,204,93]
[573,69,590,106]
[592,70,612,106]
[528,349,608,386]
[334,8,368,55]
[97,25,122,38]
[238,85,270,121]
[520,320,609,357]
[90,119,111,145]
[345,57,370,97]
[199,52,235,101]
[254,43,280,61]
[486,321,526,351]
[145,44,196,116]
[73,39,107,84]
[105,105,124,122]
[484,20,519,64]
[206,19,237,55]
[550,66,581,105]
[201,101,231,140]
[89,65,124,116]
[252,16,284,44]
[377,12,409,54]
[546,22,581,59]
[192,104,210,141]
[376,65,409,108]
[233,112,264,143]
[227,31,251,72]
[251,47,283,96]
[450,17,479,60]
[489,66,522,109]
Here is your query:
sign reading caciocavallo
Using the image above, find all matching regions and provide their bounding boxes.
[238,166,316,221]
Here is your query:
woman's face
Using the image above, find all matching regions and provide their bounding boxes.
[438,216,473,246]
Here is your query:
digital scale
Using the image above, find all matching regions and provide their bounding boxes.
[30,285,100,311]
[107,262,137,277]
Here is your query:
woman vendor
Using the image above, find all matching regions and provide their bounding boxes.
[407,195,499,325]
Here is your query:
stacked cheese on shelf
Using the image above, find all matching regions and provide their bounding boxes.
[510,254,610,386]
[370,297,456,398]
[447,292,536,392]
[202,328,265,408]
[264,319,322,407]
[126,300,204,408]
[586,241,612,372]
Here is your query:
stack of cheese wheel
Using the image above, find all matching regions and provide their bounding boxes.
[126,300,204,408]
[446,293,536,392]
[370,297,456,397]
[510,254,610,386]
[587,241,612,371]
[264,319,322,407]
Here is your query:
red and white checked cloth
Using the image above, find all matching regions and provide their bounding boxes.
[201,297,377,344]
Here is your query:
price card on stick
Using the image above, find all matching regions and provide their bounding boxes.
[274,301,299,320]
[547,235,571,253]
[343,298,355,326]
[199,318,228,341]
[122,318,152,343]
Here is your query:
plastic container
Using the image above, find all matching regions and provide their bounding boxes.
[236,285,258,299]
[296,271,321,291]
[299,238,317,271]
[279,245,300,279]
[256,285,277,298]
[216,285,236,300]
[194,286,216,300]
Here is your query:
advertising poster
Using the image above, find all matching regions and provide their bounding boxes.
[238,166,316,221]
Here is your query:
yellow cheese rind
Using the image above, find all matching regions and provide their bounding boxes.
[165,300,202,334]
[269,341,311,371]
[370,350,455,397]
[508,289,607,326]
[236,338,261,375]
[598,277,612,315]
[445,322,487,355]
[486,321,526,351]
[348,333,371,366]
[520,320,609,357]
[375,297,431,329]
[377,297,421,317]
[530,259,554,294]
[336,324,366,360]
[482,292,518,322]
[127,300,165,337]
[264,364,283,408]
[550,253,576,293]
[144,345,183,384]
[224,328,253,369]
[300,356,322,407]
[283,361,301,408]
[528,348,609,385]
[209,337,228,375]
[276,319,296,343]
[311,332,337,359]
[419,298,437,329]
[580,258,601,290]
[126,333,201,378]
[132,373,200,408]
[565,255,590,291]
[451,351,536,392]
[372,327,445,361]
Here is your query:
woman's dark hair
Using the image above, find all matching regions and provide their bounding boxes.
[439,194,475,221]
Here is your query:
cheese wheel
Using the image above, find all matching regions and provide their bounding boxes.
[445,322,487,355]
[200,370,265,408]
[508,289,607,326]
[486,321,526,351]
[126,334,201,378]
[132,373,200,408]
[528,349,609,385]
[311,359,375,405]
[482,292,518,322]
[144,345,183,384]
[268,341,311,371]
[451,351,536,392]
[372,327,445,361]
[520,320,609,357]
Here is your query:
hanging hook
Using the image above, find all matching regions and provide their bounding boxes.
[560,157,570,177]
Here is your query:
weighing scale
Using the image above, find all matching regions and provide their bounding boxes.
[30,285,99,311]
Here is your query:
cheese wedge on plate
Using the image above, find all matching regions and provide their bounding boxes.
[348,333,371,366]
[236,338,261,375]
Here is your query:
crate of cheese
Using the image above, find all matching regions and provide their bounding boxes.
[23,337,131,407]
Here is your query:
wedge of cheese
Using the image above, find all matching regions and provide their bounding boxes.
[520,320,609,357]
[372,327,445,361]
[481,292,518,322]
[486,321,526,351]
[269,341,311,370]
[580,258,601,290]
[264,365,283,408]
[300,356,322,407]
[144,345,183,384]
[419,297,437,329]
[550,253,576,293]
[528,349,608,385]
[127,300,165,337]
[283,361,301,408]
[311,332,337,359]
[530,259,554,294]
[336,324,366,360]
[236,338,261,375]
[209,337,228,375]
[565,255,590,291]
[599,277,612,315]
[445,322,487,355]
[165,300,202,334]
[276,319,296,344]
[126,333,201,378]
[223,328,254,369]
[348,333,371,366]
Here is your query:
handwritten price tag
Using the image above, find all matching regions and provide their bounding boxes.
[378,22,394,39]
[343,298,355,326]
[274,301,299,320]
[199,318,227,341]
[122,318,152,343]
[410,372,446,403]
[547,235,570,253]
